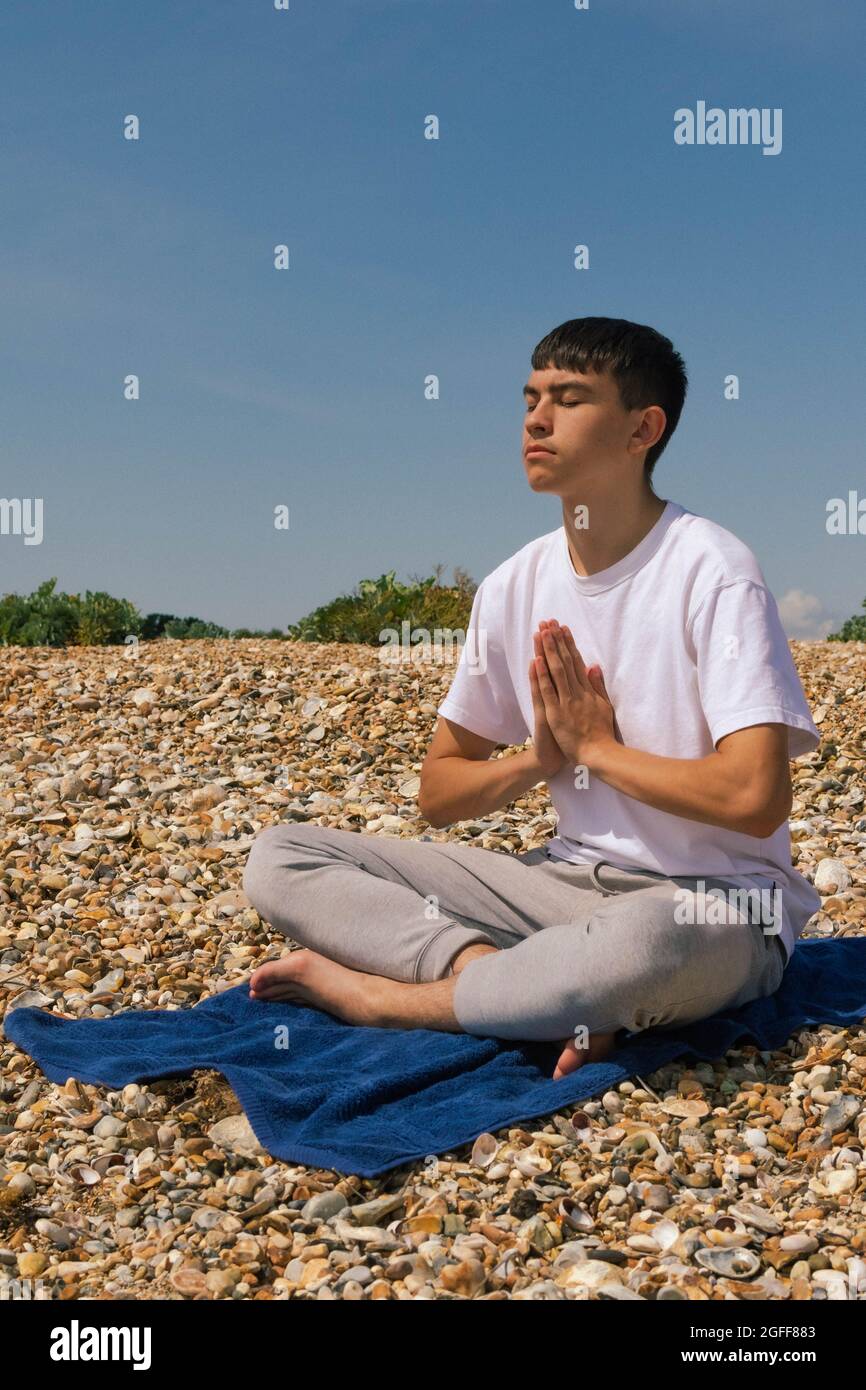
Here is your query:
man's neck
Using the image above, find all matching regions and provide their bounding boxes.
[562,488,667,578]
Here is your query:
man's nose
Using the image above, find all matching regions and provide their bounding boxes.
[526,406,552,431]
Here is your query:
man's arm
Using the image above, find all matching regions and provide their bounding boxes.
[418,718,548,829]
[587,723,794,838]
[535,621,794,838]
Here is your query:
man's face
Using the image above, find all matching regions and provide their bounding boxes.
[521,364,647,495]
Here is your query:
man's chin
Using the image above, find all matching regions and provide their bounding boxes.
[525,473,563,494]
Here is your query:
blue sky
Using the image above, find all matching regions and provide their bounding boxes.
[2,0,864,637]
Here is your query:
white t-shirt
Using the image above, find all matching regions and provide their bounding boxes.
[436,498,821,963]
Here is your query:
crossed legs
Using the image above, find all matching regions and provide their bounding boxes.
[247,937,614,1079]
[240,823,775,1078]
[241,824,628,1077]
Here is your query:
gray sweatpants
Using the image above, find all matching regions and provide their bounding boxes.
[241,823,787,1042]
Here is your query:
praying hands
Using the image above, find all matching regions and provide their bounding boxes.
[529,618,618,771]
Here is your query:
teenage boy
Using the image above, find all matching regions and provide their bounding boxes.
[243,317,819,1080]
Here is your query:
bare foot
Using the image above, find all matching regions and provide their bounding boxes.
[552,1029,618,1081]
[248,949,393,1027]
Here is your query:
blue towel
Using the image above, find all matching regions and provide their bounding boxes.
[5,939,866,1178]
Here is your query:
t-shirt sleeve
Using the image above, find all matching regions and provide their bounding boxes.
[436,578,529,746]
[688,579,820,758]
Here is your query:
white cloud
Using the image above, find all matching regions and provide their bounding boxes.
[777,589,835,640]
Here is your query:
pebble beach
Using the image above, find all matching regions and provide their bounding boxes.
[0,637,864,1301]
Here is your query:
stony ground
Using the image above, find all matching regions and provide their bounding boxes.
[0,638,864,1301]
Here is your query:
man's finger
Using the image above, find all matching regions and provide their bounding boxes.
[544,623,581,694]
[541,625,574,699]
[533,653,557,711]
[528,659,545,711]
[550,624,583,693]
[560,624,591,689]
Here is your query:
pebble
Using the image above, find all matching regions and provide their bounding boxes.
[207,1114,267,1157]
[93,1116,125,1139]
[814,858,852,894]
[302,1191,351,1222]
[6,1172,36,1196]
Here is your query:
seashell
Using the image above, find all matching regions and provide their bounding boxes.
[68,1164,102,1186]
[694,1246,761,1278]
[60,1108,105,1131]
[704,1218,753,1248]
[660,1098,709,1120]
[91,1153,127,1175]
[559,1197,594,1232]
[514,1148,552,1177]
[6,990,54,1012]
[103,820,132,839]
[727,1201,782,1234]
[486,1161,510,1180]
[652,1219,682,1252]
[628,1233,662,1254]
[470,1132,498,1168]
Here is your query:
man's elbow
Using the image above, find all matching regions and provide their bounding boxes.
[417,783,449,830]
[418,798,447,830]
[737,785,794,839]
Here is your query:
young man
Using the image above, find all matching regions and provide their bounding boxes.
[243,316,820,1081]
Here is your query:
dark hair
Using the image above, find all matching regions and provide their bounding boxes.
[530,316,688,479]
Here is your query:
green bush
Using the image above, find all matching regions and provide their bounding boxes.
[0,570,476,648]
[286,567,476,644]
[0,579,125,647]
[75,590,142,646]
[163,616,230,639]
[828,598,866,642]
[141,612,178,639]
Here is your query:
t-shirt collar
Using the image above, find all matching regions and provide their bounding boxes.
[560,498,683,595]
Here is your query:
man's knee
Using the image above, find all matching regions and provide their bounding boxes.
[608,889,739,989]
[623,887,755,1011]
[243,826,278,911]
[242,822,316,909]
